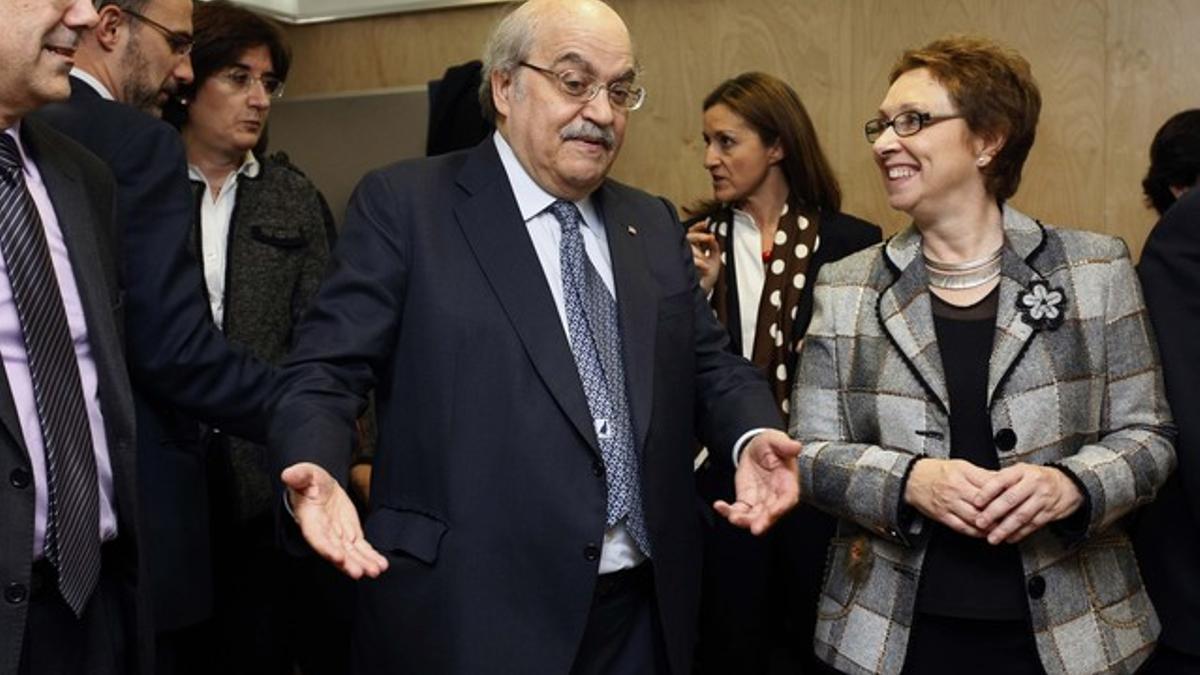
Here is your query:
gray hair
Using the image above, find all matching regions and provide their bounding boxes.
[478,2,541,123]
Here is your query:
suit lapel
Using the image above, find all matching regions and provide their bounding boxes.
[878,226,950,412]
[453,142,600,455]
[594,183,656,452]
[0,122,99,457]
[987,207,1045,406]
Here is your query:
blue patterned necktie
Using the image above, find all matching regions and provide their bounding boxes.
[0,134,100,616]
[549,200,651,557]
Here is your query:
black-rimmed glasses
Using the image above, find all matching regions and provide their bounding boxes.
[518,62,646,111]
[864,111,962,143]
[122,8,194,56]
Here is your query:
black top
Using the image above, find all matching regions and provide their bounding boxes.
[916,287,1028,620]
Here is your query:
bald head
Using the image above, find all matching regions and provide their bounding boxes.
[479,0,632,122]
[482,0,639,201]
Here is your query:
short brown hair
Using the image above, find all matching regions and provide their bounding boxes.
[689,72,841,217]
[890,36,1040,202]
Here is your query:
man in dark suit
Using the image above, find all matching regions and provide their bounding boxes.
[0,0,148,673]
[31,0,275,671]
[1135,108,1200,674]
[273,1,801,673]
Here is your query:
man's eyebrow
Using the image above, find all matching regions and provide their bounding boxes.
[549,52,638,83]
[549,52,593,73]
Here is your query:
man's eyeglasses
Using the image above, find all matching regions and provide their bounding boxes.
[122,8,194,56]
[864,111,962,143]
[216,67,285,99]
[518,62,646,111]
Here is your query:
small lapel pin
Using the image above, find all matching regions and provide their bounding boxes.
[626,225,638,236]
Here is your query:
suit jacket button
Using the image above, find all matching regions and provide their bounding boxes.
[592,461,604,477]
[1027,575,1046,600]
[583,544,601,562]
[9,468,30,489]
[994,428,1017,452]
[4,583,27,604]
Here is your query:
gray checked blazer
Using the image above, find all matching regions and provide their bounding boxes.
[790,205,1176,675]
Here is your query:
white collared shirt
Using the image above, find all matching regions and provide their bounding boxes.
[70,68,115,101]
[493,132,645,574]
[189,152,261,328]
[727,207,773,360]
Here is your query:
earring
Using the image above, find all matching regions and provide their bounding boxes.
[977,155,990,167]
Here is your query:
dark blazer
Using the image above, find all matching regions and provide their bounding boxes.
[1136,187,1200,656]
[0,118,146,673]
[270,138,781,675]
[32,78,275,631]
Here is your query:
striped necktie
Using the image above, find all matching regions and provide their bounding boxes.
[0,133,101,616]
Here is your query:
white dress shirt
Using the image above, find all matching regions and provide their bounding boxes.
[493,132,645,574]
[189,152,260,328]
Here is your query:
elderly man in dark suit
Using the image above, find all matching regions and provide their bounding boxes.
[0,0,149,673]
[31,0,276,672]
[273,1,800,673]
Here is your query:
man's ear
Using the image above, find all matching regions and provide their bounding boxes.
[492,68,515,120]
[93,5,126,52]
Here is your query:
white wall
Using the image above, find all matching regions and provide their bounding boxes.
[218,0,506,24]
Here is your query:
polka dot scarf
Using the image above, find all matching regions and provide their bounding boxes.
[709,206,820,421]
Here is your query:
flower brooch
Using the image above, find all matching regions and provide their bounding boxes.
[1017,279,1067,331]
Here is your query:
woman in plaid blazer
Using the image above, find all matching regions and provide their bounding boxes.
[790,37,1175,675]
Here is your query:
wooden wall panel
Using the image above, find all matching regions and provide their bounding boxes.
[280,0,1200,258]
[1106,0,1200,260]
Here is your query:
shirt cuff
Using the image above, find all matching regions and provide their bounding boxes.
[731,428,772,467]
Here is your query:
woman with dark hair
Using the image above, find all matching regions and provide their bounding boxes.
[1135,108,1200,674]
[791,37,1174,674]
[164,2,356,673]
[685,72,880,674]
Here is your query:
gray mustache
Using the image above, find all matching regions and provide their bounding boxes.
[561,122,615,149]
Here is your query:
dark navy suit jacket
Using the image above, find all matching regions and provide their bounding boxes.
[270,138,781,674]
[33,78,274,631]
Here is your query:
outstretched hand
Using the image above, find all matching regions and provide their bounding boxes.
[281,462,389,579]
[714,430,802,534]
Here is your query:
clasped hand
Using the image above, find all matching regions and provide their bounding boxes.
[903,458,1083,545]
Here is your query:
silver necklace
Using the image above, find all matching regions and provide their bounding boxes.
[924,246,1003,290]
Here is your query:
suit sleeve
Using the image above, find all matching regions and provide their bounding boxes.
[665,197,782,464]
[790,270,920,545]
[1054,239,1176,535]
[270,168,408,484]
[117,123,274,442]
[1139,196,1200,524]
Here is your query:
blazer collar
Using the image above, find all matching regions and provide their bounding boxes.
[452,140,602,457]
[592,181,657,451]
[878,203,1048,413]
[989,206,1048,405]
[452,140,659,455]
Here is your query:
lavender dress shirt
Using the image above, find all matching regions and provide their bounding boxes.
[1,125,117,558]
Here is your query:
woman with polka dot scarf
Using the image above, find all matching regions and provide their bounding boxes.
[685,71,880,675]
